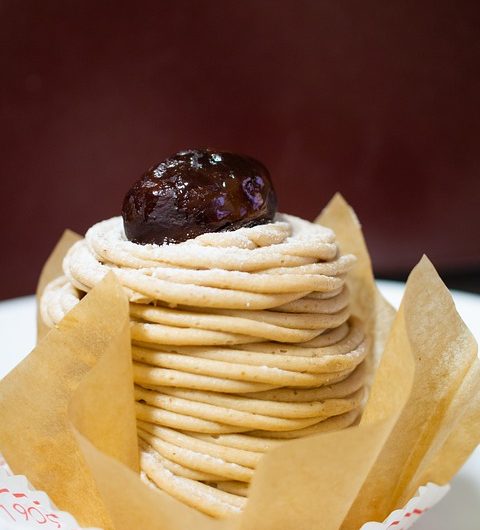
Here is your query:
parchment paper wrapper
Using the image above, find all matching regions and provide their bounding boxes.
[0,195,478,530]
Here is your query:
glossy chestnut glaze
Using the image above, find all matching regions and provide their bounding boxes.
[122,149,277,245]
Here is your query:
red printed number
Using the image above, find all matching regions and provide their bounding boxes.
[0,501,63,528]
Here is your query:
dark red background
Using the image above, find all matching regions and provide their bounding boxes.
[1,1,480,300]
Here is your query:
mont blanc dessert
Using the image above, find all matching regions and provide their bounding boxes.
[40,149,368,517]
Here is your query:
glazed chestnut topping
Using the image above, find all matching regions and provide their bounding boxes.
[122,149,277,245]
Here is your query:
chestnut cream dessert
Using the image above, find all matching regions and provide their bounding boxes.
[40,149,368,518]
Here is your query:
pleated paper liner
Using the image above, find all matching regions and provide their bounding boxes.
[0,463,449,530]
[0,195,478,530]
[0,464,100,530]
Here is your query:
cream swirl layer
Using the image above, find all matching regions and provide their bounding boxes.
[44,214,357,344]
[63,213,355,307]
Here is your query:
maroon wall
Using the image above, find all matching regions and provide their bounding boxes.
[1,1,480,299]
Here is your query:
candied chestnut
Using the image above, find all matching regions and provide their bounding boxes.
[122,149,278,245]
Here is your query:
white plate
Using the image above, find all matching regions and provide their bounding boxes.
[0,281,479,529]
